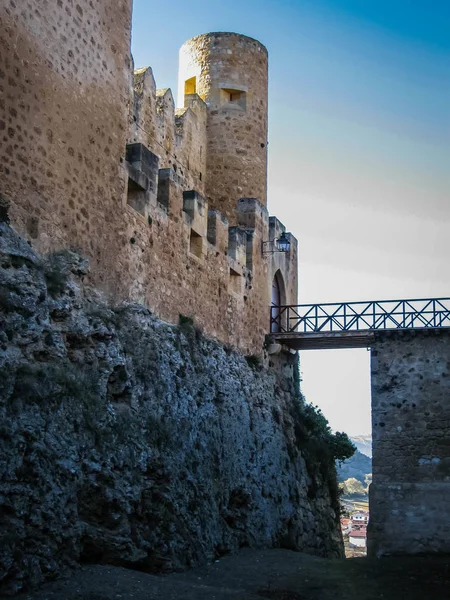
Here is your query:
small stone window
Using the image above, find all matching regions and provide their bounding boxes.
[229,267,242,295]
[220,88,246,110]
[189,229,203,259]
[185,76,197,96]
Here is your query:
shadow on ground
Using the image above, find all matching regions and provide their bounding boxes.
[14,549,450,600]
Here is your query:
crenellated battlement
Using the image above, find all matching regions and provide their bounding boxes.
[0,0,297,352]
[124,139,270,279]
[130,68,207,198]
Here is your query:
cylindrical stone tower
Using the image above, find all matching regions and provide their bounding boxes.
[178,32,268,225]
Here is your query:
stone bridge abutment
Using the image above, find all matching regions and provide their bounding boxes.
[368,330,450,556]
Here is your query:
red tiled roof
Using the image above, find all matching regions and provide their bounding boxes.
[349,529,367,538]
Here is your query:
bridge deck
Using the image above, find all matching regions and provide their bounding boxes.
[270,298,450,350]
[273,330,376,350]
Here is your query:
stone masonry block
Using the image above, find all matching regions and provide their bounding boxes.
[157,168,183,215]
[183,190,207,237]
[207,209,229,252]
[237,197,269,231]
[228,226,248,267]
[126,143,159,183]
[125,143,159,217]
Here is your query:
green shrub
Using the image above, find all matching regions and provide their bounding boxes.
[245,354,262,370]
[291,400,355,462]
[330,431,356,463]
[178,314,194,328]
[178,314,203,351]
[288,398,355,510]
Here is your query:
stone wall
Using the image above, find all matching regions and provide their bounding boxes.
[119,187,276,353]
[268,217,298,310]
[368,330,450,556]
[0,0,133,268]
[0,222,343,595]
[0,0,296,354]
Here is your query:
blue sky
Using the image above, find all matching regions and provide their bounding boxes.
[132,0,450,436]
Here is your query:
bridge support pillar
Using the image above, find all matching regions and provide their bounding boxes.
[368,330,450,557]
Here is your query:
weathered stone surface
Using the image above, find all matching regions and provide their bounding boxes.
[0,0,296,354]
[0,223,342,595]
[368,331,450,557]
[178,33,268,225]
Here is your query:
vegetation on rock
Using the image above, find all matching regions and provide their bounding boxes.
[0,221,345,595]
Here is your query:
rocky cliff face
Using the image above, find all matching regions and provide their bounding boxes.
[0,221,343,595]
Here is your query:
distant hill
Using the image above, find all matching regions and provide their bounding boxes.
[337,435,372,500]
[350,435,372,458]
[337,449,371,486]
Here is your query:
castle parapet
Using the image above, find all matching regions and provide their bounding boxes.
[184,93,206,111]
[156,168,183,215]
[207,210,229,253]
[132,67,157,149]
[183,190,205,220]
[228,226,248,269]
[237,198,269,230]
[269,216,285,242]
[236,198,269,270]
[183,190,207,259]
[125,143,159,217]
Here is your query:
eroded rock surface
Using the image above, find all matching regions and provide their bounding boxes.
[0,223,342,595]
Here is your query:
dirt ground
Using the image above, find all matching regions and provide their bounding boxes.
[11,549,450,600]
[12,548,450,600]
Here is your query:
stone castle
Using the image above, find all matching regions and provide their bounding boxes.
[0,2,298,353]
[0,10,349,593]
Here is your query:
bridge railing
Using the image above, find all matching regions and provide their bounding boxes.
[270,298,450,334]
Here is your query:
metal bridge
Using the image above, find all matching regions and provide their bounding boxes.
[270,298,450,350]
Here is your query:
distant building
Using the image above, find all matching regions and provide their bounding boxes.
[352,513,369,525]
[349,527,367,548]
[340,518,351,533]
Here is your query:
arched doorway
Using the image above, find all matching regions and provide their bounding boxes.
[271,271,285,333]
